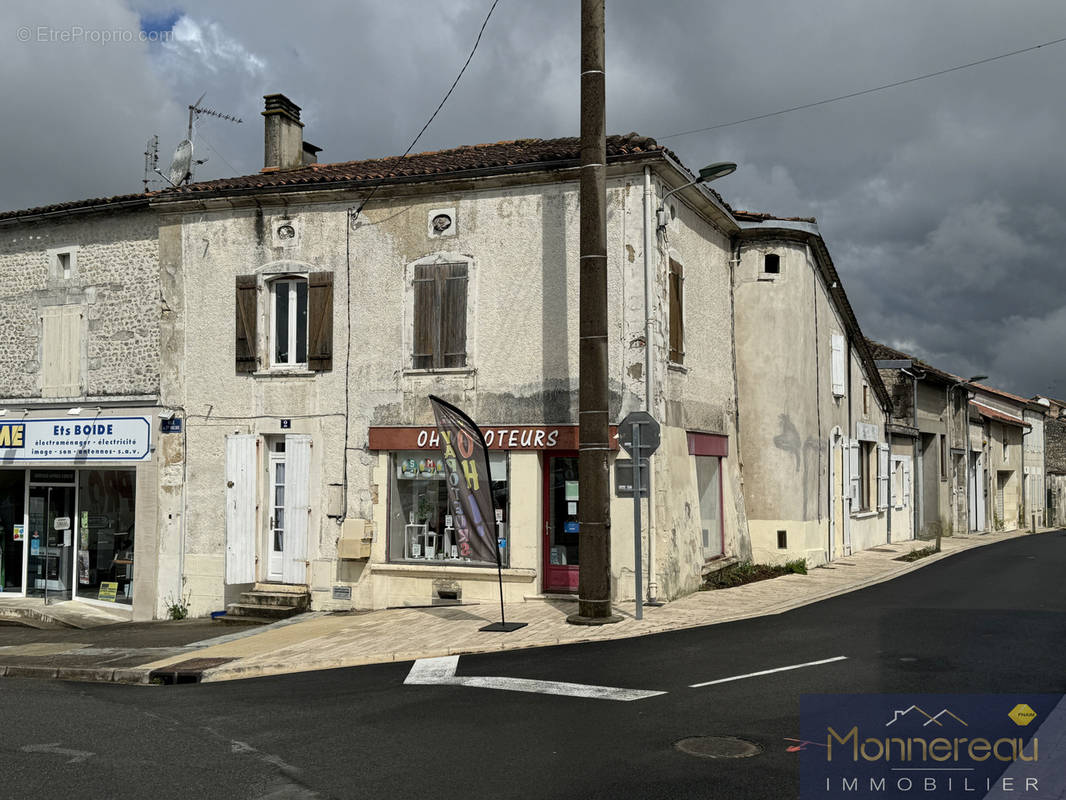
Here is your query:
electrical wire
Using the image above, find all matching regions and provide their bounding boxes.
[353,0,501,219]
[659,35,1066,140]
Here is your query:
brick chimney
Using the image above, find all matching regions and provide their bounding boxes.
[262,93,304,171]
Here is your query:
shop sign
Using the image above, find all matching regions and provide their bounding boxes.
[53,516,70,531]
[98,582,119,603]
[855,422,879,442]
[368,425,620,452]
[0,417,151,462]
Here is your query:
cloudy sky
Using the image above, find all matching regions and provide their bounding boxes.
[3,1,1064,398]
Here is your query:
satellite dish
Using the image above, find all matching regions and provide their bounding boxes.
[167,139,193,186]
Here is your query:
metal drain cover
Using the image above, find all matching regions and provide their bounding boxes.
[675,736,762,759]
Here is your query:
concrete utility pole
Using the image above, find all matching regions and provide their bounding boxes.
[568,0,618,625]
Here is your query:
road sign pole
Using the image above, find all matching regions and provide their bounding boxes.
[633,424,643,621]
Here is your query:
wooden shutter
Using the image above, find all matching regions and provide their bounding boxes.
[282,434,311,584]
[307,271,334,371]
[225,434,257,584]
[441,263,468,368]
[412,264,438,369]
[878,444,890,510]
[669,259,684,364]
[41,305,82,397]
[235,275,259,373]
[903,458,912,508]
[849,440,861,507]
[831,334,845,396]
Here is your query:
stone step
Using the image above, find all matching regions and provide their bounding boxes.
[225,603,302,620]
[238,591,309,609]
[252,583,308,594]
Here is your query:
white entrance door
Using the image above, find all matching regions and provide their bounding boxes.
[266,435,311,585]
[225,434,257,585]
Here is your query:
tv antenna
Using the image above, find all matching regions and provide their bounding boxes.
[148,93,243,189]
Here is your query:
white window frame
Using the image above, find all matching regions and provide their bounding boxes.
[268,274,309,368]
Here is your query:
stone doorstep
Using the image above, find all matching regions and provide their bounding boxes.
[252,583,309,595]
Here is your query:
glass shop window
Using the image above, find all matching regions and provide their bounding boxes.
[388,450,509,566]
[77,470,136,605]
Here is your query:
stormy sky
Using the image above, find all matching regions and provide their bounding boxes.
[3,1,1064,398]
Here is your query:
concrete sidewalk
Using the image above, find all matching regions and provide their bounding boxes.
[139,528,1034,684]
[0,528,1039,685]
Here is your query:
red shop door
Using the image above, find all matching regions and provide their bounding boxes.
[543,452,580,593]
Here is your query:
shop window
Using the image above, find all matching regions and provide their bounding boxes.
[669,258,684,364]
[695,455,722,558]
[234,271,333,373]
[77,470,136,605]
[412,261,468,369]
[41,305,83,397]
[388,450,508,565]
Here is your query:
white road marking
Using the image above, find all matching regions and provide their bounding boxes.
[405,655,665,702]
[20,743,94,764]
[689,656,848,688]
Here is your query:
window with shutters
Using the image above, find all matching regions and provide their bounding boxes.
[41,305,83,397]
[234,270,333,374]
[669,258,684,364]
[412,261,468,370]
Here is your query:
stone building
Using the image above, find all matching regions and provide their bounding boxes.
[151,94,751,616]
[0,197,180,620]
[867,342,971,539]
[731,213,895,566]
[968,384,1029,532]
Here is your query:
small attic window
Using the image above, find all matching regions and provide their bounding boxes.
[763,253,780,274]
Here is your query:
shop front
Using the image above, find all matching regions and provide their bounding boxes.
[367,424,617,604]
[0,415,152,610]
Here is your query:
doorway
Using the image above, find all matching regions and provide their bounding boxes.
[27,480,76,601]
[543,452,579,593]
[261,435,310,585]
[0,470,25,592]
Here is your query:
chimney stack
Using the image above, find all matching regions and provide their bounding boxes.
[262,93,304,171]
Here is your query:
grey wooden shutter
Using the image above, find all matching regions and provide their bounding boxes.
[413,264,438,369]
[669,259,684,363]
[235,275,259,373]
[307,271,334,371]
[441,262,467,368]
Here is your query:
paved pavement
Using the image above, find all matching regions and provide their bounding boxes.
[0,528,1036,684]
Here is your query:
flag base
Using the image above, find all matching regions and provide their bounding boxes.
[479,621,528,633]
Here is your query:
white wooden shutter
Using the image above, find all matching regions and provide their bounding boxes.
[878,444,890,510]
[282,434,311,585]
[225,434,258,584]
[849,440,861,507]
[831,334,846,397]
[903,458,912,508]
[41,305,82,397]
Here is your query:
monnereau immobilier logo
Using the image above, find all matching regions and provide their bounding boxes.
[799,694,1061,798]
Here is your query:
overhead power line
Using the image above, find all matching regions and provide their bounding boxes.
[354,0,501,218]
[660,35,1066,140]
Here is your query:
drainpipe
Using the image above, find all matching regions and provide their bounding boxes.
[642,166,658,602]
[903,368,922,540]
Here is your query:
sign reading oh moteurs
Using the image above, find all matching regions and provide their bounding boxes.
[0,417,152,462]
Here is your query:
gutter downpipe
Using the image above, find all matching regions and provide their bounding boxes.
[643,166,658,602]
[903,368,922,541]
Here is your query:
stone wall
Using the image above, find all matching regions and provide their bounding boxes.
[0,210,160,398]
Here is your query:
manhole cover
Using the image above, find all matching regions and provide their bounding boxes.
[675,736,762,759]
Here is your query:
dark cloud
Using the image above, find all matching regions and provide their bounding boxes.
[3,0,1064,396]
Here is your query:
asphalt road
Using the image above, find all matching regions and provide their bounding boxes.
[0,531,1063,800]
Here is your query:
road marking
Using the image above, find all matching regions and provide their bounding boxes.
[689,656,848,688]
[20,743,94,764]
[405,655,665,701]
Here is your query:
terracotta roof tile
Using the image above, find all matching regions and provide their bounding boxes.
[731,209,817,224]
[156,133,671,198]
[971,400,1029,428]
[865,339,962,385]
[0,192,150,223]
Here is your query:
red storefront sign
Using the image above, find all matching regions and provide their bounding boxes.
[368,425,619,451]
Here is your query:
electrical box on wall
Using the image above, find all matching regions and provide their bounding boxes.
[338,518,372,559]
